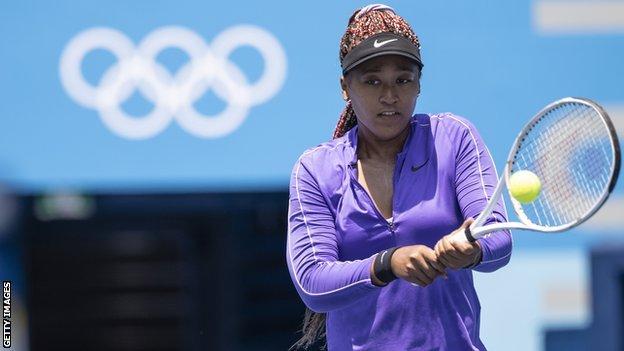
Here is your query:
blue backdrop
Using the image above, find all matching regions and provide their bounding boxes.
[1,0,622,193]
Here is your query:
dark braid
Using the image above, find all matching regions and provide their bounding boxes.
[291,5,422,350]
[332,5,421,139]
[289,308,327,351]
[332,101,358,140]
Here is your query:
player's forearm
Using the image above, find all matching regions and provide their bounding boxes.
[472,229,512,272]
[287,251,378,313]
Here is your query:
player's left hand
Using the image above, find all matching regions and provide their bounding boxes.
[434,218,482,270]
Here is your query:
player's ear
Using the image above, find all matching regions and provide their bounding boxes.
[340,76,349,101]
[342,91,349,101]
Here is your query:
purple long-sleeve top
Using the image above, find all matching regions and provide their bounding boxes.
[286,113,512,350]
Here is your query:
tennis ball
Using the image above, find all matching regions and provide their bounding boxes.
[509,170,542,204]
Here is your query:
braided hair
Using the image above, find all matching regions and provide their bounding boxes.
[290,5,422,350]
[332,4,421,139]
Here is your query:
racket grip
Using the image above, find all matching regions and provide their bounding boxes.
[464,227,476,243]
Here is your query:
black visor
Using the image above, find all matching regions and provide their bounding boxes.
[341,32,423,75]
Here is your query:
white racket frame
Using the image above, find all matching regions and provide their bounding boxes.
[456,97,621,242]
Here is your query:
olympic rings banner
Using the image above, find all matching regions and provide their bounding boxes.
[59,25,286,140]
[0,1,622,192]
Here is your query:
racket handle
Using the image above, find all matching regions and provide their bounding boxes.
[464,227,476,243]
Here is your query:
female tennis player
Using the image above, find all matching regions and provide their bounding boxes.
[286,4,512,350]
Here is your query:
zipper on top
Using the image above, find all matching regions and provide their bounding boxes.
[349,162,398,234]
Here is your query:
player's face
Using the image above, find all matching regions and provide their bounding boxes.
[342,55,420,141]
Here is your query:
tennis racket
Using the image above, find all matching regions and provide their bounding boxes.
[452,97,621,243]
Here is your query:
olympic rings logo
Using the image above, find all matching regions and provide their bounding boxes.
[59,25,287,139]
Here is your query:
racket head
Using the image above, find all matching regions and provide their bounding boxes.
[504,97,621,232]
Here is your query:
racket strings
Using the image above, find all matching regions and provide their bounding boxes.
[519,107,583,224]
[532,106,609,224]
[510,102,615,228]
[544,106,610,224]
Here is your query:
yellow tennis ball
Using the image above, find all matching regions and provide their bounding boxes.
[509,170,542,204]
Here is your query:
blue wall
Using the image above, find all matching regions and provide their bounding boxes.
[1,1,622,193]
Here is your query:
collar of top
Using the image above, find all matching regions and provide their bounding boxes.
[341,32,424,75]
[345,115,430,171]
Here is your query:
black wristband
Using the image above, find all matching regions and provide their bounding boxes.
[373,247,400,285]
[464,249,483,269]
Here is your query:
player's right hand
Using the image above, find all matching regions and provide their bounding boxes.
[391,245,447,287]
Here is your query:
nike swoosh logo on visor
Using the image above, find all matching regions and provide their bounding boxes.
[373,38,398,48]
